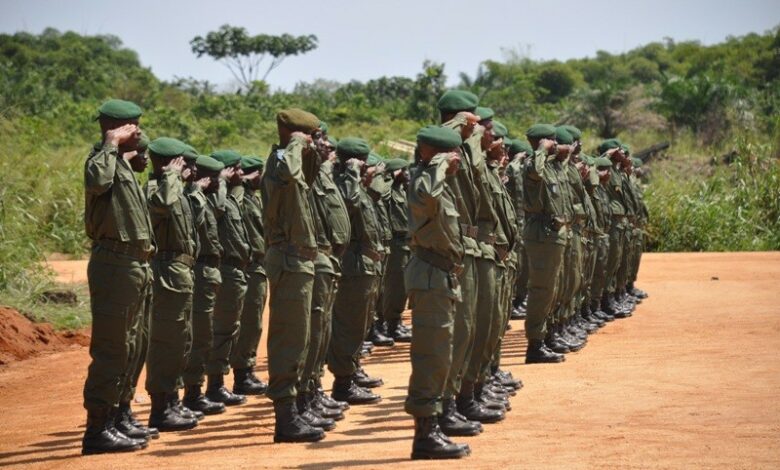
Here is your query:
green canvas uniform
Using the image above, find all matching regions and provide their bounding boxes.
[588,182,612,306]
[368,171,393,326]
[262,137,320,403]
[505,155,528,306]
[604,164,629,296]
[145,169,199,395]
[615,169,638,293]
[523,150,570,340]
[440,118,480,398]
[382,179,410,324]
[562,162,589,320]
[83,142,154,413]
[328,160,384,378]
[303,161,351,390]
[183,188,223,387]
[580,168,602,309]
[229,183,267,371]
[206,182,250,377]
[487,162,518,371]
[463,128,502,385]
[629,175,649,285]
[404,153,464,417]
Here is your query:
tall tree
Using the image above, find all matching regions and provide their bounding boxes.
[190,25,317,90]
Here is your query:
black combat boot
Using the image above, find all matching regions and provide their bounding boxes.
[114,403,153,441]
[315,379,349,410]
[148,393,198,432]
[310,392,345,421]
[411,416,470,460]
[233,367,267,395]
[475,382,510,412]
[386,319,412,342]
[273,400,325,443]
[331,375,381,405]
[455,382,505,424]
[206,374,246,406]
[628,282,648,299]
[82,408,145,455]
[493,368,523,390]
[296,392,336,431]
[183,384,226,415]
[367,321,395,347]
[353,367,383,388]
[545,331,571,354]
[526,338,565,364]
[438,399,482,436]
[559,324,586,351]
[170,392,204,421]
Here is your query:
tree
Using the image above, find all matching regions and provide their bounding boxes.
[407,61,447,122]
[190,25,317,90]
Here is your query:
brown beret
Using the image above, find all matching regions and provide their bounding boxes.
[276,108,320,133]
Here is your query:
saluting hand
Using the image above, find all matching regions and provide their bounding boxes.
[163,157,185,174]
[194,177,211,190]
[106,124,138,147]
[446,152,461,175]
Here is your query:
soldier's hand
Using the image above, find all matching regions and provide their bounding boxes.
[446,152,461,175]
[194,177,211,190]
[106,124,138,147]
[229,168,244,186]
[242,170,261,182]
[163,157,185,174]
[375,162,386,175]
[346,158,365,170]
[221,167,236,181]
[291,131,313,145]
[540,138,557,154]
[181,167,192,180]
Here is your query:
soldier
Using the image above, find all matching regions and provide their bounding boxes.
[405,125,470,460]
[522,124,568,364]
[262,108,328,443]
[505,139,534,320]
[587,156,617,323]
[437,93,502,429]
[382,157,413,342]
[328,137,384,406]
[144,137,204,432]
[628,157,649,299]
[205,150,251,406]
[182,155,229,415]
[82,99,154,454]
[229,156,269,396]
[302,139,351,421]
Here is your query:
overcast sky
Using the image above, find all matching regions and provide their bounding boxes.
[1,0,778,91]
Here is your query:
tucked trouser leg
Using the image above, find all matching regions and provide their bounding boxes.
[481,264,506,380]
[206,265,247,377]
[524,239,566,341]
[589,237,609,304]
[443,254,477,399]
[463,257,497,383]
[145,260,194,395]
[491,262,516,370]
[266,268,314,403]
[83,252,151,412]
[328,275,378,377]
[404,289,455,417]
[382,240,410,323]
[302,271,335,392]
[183,264,221,387]
[605,222,625,295]
[230,271,267,370]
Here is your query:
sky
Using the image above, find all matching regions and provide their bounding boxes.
[1,0,778,91]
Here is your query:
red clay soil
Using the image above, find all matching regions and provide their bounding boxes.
[1,252,779,469]
[0,306,89,366]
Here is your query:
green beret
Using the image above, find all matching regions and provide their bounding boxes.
[384,158,410,172]
[621,143,631,155]
[631,157,642,167]
[526,124,556,139]
[195,155,224,173]
[555,127,574,145]
[148,137,188,158]
[475,106,495,121]
[96,99,142,120]
[560,125,582,140]
[493,121,509,139]
[598,138,623,155]
[241,156,264,172]
[581,154,595,165]
[367,153,385,168]
[416,125,462,150]
[182,145,200,161]
[319,121,329,134]
[276,108,320,133]
[437,90,479,113]
[507,139,534,156]
[593,156,612,168]
[211,149,242,167]
[328,137,338,147]
[136,131,150,151]
[336,137,371,160]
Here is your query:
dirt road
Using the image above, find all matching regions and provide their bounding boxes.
[2,252,779,469]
